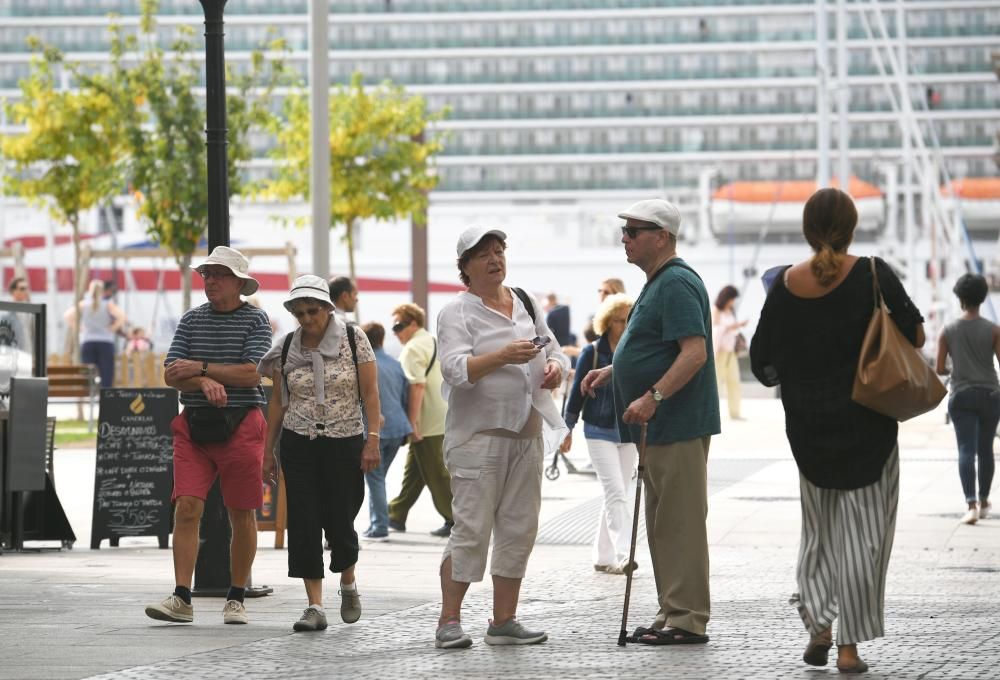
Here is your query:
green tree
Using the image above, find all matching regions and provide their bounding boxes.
[94,0,289,311]
[1,42,129,359]
[263,73,447,283]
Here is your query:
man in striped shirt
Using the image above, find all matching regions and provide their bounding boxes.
[144,246,273,626]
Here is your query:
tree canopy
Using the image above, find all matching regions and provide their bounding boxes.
[263,72,447,282]
[1,41,130,357]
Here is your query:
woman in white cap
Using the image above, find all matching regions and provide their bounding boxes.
[433,227,569,649]
[258,274,381,633]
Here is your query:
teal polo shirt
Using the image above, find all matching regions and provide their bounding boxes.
[612,259,721,446]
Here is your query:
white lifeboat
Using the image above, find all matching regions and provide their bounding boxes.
[710,178,885,239]
[941,177,1000,234]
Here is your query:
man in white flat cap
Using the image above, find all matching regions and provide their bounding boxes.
[145,246,273,626]
[583,199,720,647]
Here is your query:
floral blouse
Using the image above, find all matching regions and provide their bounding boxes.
[283,328,375,439]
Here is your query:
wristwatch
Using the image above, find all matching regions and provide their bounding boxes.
[200,360,208,377]
[649,387,664,402]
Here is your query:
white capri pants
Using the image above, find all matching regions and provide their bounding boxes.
[442,432,544,582]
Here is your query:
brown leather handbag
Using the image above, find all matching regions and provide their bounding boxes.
[852,258,946,421]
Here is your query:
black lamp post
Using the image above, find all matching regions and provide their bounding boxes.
[193,0,266,598]
[200,0,229,252]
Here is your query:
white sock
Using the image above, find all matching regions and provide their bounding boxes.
[340,581,357,592]
[307,603,324,612]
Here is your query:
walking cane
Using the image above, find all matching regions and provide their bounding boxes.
[617,422,647,647]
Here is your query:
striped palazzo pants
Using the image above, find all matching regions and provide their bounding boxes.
[790,446,899,646]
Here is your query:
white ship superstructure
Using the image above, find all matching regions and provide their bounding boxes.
[0,0,997,348]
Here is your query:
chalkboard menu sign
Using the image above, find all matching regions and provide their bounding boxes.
[90,388,177,549]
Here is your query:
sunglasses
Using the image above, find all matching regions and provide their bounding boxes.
[292,307,323,319]
[391,321,408,333]
[198,269,235,281]
[620,225,663,239]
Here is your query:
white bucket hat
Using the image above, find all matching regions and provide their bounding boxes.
[456,226,507,257]
[191,246,260,296]
[283,274,333,312]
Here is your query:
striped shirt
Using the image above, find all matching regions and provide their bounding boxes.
[166,302,272,408]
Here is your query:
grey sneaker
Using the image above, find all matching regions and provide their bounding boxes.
[144,594,193,623]
[293,606,328,632]
[435,620,473,649]
[222,599,248,624]
[339,587,361,624]
[484,618,548,645]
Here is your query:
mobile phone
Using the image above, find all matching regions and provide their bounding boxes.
[531,335,551,348]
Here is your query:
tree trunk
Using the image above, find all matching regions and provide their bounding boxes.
[180,253,193,312]
[345,217,357,284]
[70,216,83,363]
[345,217,359,320]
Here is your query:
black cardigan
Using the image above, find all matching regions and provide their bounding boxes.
[749,257,924,489]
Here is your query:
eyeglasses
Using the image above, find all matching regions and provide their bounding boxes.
[198,269,235,281]
[620,225,663,239]
[292,307,323,319]
[391,321,408,333]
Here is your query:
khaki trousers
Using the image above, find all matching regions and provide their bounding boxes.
[716,350,742,419]
[387,435,453,525]
[644,436,711,635]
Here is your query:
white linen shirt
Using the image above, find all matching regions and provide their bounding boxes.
[437,288,570,458]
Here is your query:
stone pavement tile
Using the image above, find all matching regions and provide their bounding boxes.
[76,544,1000,680]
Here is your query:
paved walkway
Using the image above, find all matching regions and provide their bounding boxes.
[1,399,997,679]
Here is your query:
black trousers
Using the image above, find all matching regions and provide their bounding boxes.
[280,430,364,579]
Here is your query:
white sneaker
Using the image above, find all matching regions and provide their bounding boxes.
[960,507,978,525]
[979,501,992,520]
[223,599,248,624]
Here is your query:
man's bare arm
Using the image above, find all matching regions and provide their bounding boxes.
[165,359,260,389]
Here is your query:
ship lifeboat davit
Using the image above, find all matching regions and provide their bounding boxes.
[941,177,1000,235]
[710,178,885,239]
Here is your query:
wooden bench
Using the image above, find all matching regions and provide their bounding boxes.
[47,365,98,431]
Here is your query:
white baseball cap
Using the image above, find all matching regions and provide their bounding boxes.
[283,274,333,311]
[456,226,507,257]
[190,245,260,296]
[617,199,682,236]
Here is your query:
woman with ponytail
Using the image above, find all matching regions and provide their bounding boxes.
[64,279,128,389]
[749,188,925,674]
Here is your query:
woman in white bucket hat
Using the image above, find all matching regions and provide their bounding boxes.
[258,274,381,633]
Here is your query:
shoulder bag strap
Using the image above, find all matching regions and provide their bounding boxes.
[868,257,885,309]
[279,332,294,389]
[425,337,437,377]
[627,259,702,323]
[346,322,361,404]
[511,287,536,323]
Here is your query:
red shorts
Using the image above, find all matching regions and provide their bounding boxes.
[171,408,265,510]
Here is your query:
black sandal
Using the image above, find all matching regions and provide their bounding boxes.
[803,633,833,666]
[626,626,654,642]
[636,627,709,645]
